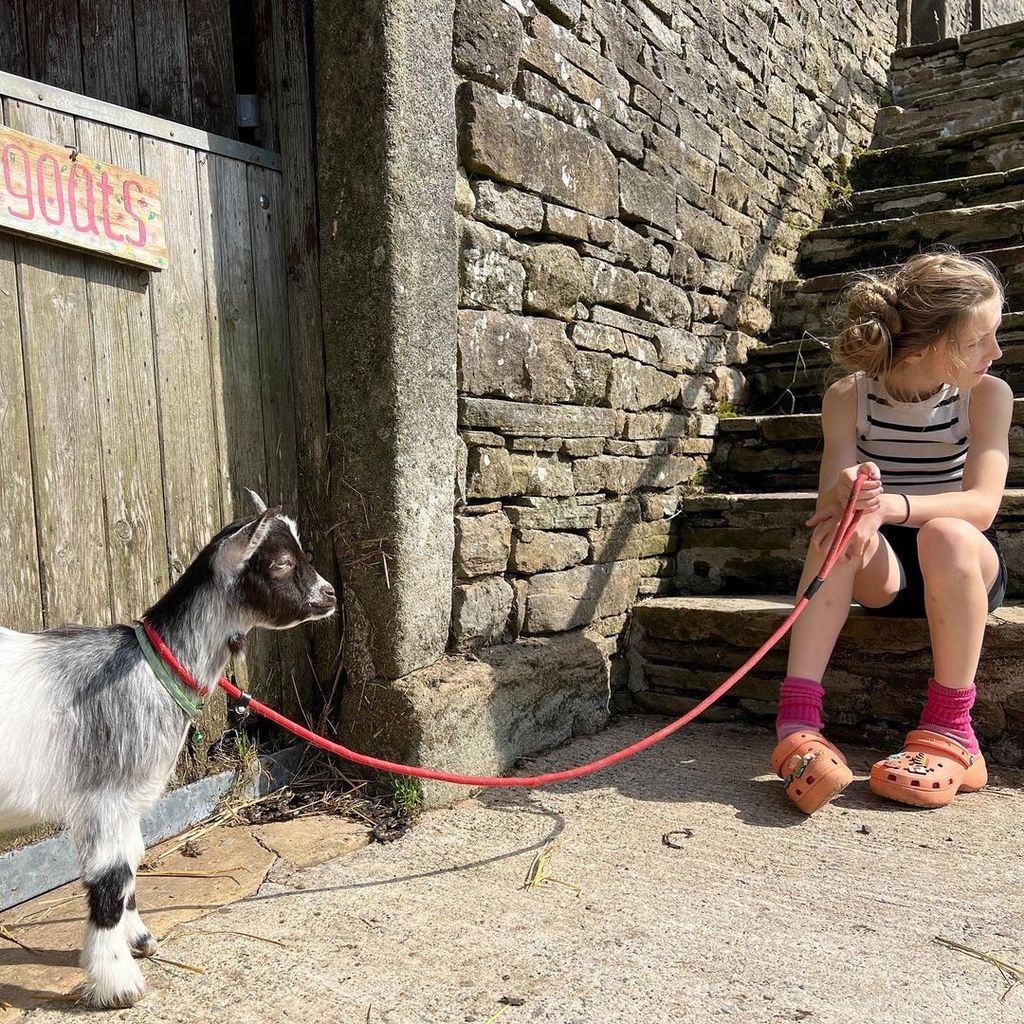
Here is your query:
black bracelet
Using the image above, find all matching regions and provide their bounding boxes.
[897,493,910,525]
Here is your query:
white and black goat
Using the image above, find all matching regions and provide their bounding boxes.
[0,497,336,1008]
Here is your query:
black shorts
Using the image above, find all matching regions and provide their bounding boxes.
[864,523,1008,618]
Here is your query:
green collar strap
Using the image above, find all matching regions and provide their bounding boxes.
[134,622,204,719]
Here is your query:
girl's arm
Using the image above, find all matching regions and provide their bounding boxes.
[817,375,874,511]
[890,374,1012,531]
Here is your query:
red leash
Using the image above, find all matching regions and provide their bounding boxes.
[143,474,868,788]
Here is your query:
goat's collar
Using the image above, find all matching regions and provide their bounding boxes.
[135,620,205,718]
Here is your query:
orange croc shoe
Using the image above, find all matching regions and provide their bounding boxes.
[869,729,987,808]
[770,731,853,814]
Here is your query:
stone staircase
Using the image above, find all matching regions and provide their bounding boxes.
[631,19,1024,763]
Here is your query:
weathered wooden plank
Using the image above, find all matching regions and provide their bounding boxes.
[247,168,296,512]
[134,0,191,125]
[198,152,267,517]
[76,118,169,622]
[24,0,82,93]
[0,99,42,632]
[79,0,138,109]
[6,98,110,626]
[271,0,339,698]
[250,0,279,151]
[0,1,29,78]
[249,163,309,712]
[197,150,279,702]
[140,136,222,580]
[187,0,236,138]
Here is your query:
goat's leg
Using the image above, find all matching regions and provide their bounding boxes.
[122,819,158,958]
[72,806,147,1008]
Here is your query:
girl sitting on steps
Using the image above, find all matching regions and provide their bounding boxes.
[772,249,1011,813]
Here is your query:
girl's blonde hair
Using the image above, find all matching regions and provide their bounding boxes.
[832,249,1004,379]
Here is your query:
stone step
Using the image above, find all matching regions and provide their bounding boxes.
[770,246,1024,342]
[799,200,1024,278]
[630,594,1024,763]
[709,395,1024,492]
[745,314,1024,413]
[875,68,1024,150]
[825,167,1024,228]
[849,118,1024,193]
[889,19,1024,106]
[671,489,1024,599]
[892,50,1024,109]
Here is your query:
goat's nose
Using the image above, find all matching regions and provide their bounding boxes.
[321,584,337,602]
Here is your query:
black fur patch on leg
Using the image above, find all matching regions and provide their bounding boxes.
[87,863,132,930]
[126,892,137,912]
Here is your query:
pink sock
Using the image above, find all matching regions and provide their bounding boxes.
[919,678,980,754]
[776,676,825,740]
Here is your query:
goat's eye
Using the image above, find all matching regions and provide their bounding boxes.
[271,558,295,574]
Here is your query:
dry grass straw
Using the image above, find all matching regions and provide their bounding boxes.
[935,937,1024,999]
[522,843,581,896]
[0,923,37,952]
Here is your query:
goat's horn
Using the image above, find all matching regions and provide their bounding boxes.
[245,488,268,514]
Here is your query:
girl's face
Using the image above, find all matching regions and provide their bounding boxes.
[908,295,1004,391]
[947,295,1004,390]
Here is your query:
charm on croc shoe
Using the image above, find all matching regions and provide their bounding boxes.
[783,749,820,786]
[883,751,907,768]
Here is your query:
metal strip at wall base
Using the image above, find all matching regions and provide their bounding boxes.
[0,746,302,912]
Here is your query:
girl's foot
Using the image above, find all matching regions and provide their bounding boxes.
[771,731,853,814]
[869,729,987,808]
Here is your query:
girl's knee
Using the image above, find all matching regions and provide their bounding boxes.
[917,518,983,574]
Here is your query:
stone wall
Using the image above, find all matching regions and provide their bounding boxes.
[918,0,1024,41]
[450,0,899,693]
[984,0,1024,26]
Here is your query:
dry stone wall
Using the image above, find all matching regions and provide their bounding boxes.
[450,0,898,682]
[989,2,1024,26]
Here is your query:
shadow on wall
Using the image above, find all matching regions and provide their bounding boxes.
[429,60,878,793]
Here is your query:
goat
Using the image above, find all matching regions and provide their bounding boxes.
[0,497,336,1008]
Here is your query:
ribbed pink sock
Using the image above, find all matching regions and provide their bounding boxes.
[776,676,825,741]
[919,678,980,754]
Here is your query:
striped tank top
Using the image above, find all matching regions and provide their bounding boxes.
[854,371,970,495]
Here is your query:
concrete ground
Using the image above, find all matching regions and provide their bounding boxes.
[3,717,1024,1024]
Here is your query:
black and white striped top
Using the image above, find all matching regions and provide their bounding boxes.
[854,371,970,495]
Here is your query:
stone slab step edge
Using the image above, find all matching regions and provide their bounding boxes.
[886,54,1024,128]
[798,199,1024,278]
[768,246,1024,341]
[824,167,1024,228]
[849,118,1024,192]
[890,17,1024,71]
[668,489,1024,600]
[629,594,1024,761]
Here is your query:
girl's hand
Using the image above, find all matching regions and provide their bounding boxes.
[839,507,886,562]
[806,505,840,554]
[806,503,885,561]
[832,462,883,513]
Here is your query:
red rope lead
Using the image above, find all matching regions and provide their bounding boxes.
[142,472,867,788]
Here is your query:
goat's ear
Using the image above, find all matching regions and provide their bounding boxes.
[216,508,279,576]
[245,488,268,514]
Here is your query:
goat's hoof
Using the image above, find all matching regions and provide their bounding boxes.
[130,931,159,958]
[83,957,146,1009]
[85,981,146,1010]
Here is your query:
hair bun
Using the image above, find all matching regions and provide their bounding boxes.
[847,280,903,337]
